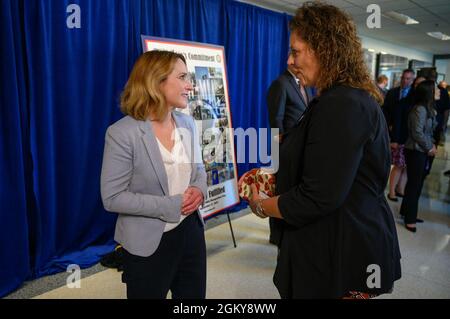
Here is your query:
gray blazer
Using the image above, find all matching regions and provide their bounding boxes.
[405,105,437,153]
[100,111,207,257]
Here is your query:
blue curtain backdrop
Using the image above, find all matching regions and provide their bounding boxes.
[0,0,290,297]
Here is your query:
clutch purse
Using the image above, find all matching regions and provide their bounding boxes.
[238,167,276,201]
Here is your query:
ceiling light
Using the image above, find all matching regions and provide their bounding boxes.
[380,51,387,55]
[384,11,419,25]
[427,32,450,40]
[368,48,375,52]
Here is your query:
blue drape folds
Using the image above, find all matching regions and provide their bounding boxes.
[0,0,32,297]
[0,0,289,296]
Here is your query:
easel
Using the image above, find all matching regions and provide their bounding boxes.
[226,211,237,248]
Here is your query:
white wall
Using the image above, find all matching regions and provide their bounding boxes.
[359,35,433,63]
[435,59,450,82]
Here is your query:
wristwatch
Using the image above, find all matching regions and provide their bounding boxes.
[255,199,266,218]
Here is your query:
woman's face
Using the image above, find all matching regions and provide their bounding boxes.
[287,33,320,87]
[435,86,441,100]
[160,58,193,109]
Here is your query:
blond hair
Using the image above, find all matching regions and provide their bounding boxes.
[120,50,186,121]
[290,2,383,105]
[377,75,388,84]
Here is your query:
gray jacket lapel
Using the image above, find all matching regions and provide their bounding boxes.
[139,119,170,196]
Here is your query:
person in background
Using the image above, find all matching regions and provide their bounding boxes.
[101,50,207,299]
[267,65,313,136]
[419,75,449,179]
[266,65,313,246]
[241,2,401,298]
[376,74,389,97]
[382,69,415,131]
[399,80,437,233]
[384,69,415,202]
[435,80,450,146]
[437,81,449,136]
[387,76,426,201]
[440,81,450,177]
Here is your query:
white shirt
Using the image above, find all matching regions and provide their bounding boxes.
[287,69,298,83]
[156,128,192,232]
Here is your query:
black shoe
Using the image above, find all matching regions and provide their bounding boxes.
[405,225,417,233]
[444,170,450,177]
[416,218,424,223]
[395,191,404,198]
[100,246,124,270]
[387,194,398,202]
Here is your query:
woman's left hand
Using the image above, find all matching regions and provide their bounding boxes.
[182,187,204,215]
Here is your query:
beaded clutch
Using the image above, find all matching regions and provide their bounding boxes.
[238,167,276,201]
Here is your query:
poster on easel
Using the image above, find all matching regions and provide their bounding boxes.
[141,36,240,219]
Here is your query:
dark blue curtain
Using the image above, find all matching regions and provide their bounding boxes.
[0,0,32,297]
[0,0,289,297]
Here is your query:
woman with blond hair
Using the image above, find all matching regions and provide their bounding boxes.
[243,2,401,298]
[101,50,207,298]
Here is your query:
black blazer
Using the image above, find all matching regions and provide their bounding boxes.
[275,85,401,298]
[267,70,312,134]
[390,90,415,144]
[382,87,401,131]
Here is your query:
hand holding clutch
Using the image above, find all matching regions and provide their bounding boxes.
[238,168,276,201]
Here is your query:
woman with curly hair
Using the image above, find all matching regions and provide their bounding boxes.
[243,2,401,298]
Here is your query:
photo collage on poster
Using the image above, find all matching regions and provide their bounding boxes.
[189,66,235,187]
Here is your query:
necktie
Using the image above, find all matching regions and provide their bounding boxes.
[401,88,408,99]
[299,83,308,104]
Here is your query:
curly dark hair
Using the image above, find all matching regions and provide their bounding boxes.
[290,2,383,105]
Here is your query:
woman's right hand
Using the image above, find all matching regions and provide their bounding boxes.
[181,187,203,215]
[428,145,437,156]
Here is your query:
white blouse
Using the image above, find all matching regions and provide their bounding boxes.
[156,128,192,232]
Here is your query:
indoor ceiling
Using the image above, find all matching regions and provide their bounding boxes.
[238,0,450,55]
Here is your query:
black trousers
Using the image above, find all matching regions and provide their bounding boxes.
[122,213,206,299]
[400,149,428,224]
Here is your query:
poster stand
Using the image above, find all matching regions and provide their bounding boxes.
[227,212,237,248]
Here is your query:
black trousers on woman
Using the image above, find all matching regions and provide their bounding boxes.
[122,213,206,299]
[400,149,428,224]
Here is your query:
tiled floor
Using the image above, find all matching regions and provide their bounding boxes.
[378,133,450,298]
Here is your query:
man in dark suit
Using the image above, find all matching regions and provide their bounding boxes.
[383,69,415,202]
[267,66,313,137]
[382,69,415,132]
[266,66,312,246]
